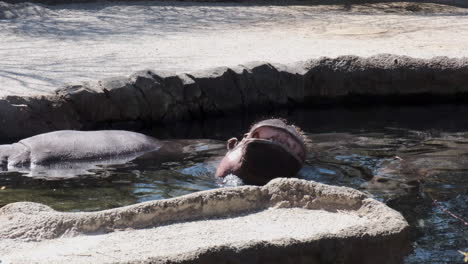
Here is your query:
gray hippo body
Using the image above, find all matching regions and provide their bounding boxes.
[0,130,161,171]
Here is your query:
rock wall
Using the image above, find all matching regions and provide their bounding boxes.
[1,54,467,139]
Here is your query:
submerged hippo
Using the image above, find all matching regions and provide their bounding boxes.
[0,130,163,178]
[216,119,307,185]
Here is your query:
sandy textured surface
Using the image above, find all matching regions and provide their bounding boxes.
[0,178,409,264]
[1,1,468,97]
[0,208,366,263]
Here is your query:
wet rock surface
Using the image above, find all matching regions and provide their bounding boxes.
[1,55,468,139]
[0,178,410,264]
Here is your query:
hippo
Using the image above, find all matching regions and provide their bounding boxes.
[215,119,307,185]
[0,119,306,184]
[0,130,162,176]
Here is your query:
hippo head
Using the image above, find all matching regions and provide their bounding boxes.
[215,119,307,185]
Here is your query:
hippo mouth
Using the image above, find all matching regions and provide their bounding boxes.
[215,119,307,185]
[246,121,306,164]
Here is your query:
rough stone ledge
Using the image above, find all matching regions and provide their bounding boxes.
[1,54,467,140]
[0,178,410,264]
[2,0,468,8]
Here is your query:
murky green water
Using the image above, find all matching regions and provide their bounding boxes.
[0,105,467,263]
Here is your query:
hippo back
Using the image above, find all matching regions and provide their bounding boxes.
[19,130,161,165]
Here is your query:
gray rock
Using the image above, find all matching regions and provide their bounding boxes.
[181,73,203,119]
[0,95,80,140]
[277,63,305,105]
[99,77,148,121]
[0,1,52,20]
[0,178,410,264]
[190,66,244,115]
[303,54,468,99]
[57,82,121,123]
[131,70,175,121]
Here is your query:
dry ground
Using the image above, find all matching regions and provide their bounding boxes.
[0,1,467,97]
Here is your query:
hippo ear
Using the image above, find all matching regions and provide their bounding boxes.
[227,138,238,150]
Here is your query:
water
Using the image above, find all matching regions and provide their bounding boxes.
[0,104,467,263]
[0,139,225,211]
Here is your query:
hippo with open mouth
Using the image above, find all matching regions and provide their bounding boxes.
[0,119,306,184]
[216,119,307,185]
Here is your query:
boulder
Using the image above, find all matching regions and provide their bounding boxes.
[0,178,410,264]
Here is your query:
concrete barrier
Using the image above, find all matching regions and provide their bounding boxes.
[0,178,411,264]
[0,55,467,139]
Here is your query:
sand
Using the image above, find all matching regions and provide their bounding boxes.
[1,1,468,97]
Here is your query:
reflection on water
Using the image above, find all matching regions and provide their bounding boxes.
[0,105,467,263]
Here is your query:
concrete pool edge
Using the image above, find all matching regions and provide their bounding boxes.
[2,0,468,8]
[1,54,467,139]
[0,178,411,263]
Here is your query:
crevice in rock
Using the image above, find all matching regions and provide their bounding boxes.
[132,83,152,121]
[55,89,84,125]
[229,68,247,115]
